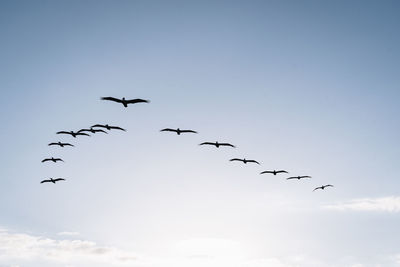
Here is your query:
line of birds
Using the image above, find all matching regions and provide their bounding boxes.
[40,96,333,192]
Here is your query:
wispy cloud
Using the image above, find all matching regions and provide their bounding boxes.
[0,231,296,267]
[1,228,398,267]
[57,231,80,236]
[0,228,138,266]
[324,196,400,212]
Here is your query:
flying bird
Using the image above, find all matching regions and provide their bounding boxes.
[286,175,311,180]
[230,158,260,164]
[41,157,64,163]
[199,141,235,148]
[313,184,334,191]
[40,178,66,184]
[101,97,150,107]
[91,124,126,131]
[78,128,108,134]
[160,128,198,135]
[260,170,288,175]
[56,131,90,138]
[48,142,74,147]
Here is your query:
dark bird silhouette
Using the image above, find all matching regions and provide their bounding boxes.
[48,142,74,147]
[313,184,334,191]
[160,128,198,135]
[101,97,150,107]
[40,178,66,184]
[91,124,126,131]
[230,158,260,164]
[41,157,64,163]
[78,128,108,134]
[56,131,90,138]
[260,170,288,175]
[199,141,235,148]
[286,175,311,180]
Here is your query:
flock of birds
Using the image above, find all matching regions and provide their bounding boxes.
[41,96,334,192]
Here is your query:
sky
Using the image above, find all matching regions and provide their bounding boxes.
[0,0,400,266]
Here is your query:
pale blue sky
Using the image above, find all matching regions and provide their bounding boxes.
[1,1,400,266]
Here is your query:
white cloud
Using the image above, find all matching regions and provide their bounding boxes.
[242,258,295,267]
[2,228,398,267]
[324,196,400,212]
[174,238,244,260]
[57,231,80,236]
[395,254,400,264]
[0,228,138,266]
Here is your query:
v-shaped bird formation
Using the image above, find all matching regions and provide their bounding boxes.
[41,96,333,192]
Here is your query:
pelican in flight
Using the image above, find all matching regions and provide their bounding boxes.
[91,124,126,131]
[78,128,108,134]
[48,142,74,147]
[199,142,235,148]
[230,158,260,164]
[313,184,334,191]
[56,131,90,138]
[40,178,66,184]
[41,157,64,163]
[260,170,288,175]
[286,175,311,180]
[101,97,150,107]
[160,128,198,135]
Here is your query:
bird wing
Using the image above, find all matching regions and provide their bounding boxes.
[313,187,322,191]
[41,159,50,162]
[101,97,122,103]
[76,132,90,136]
[199,142,215,146]
[40,179,51,183]
[260,171,273,174]
[230,158,243,162]
[325,184,334,187]
[54,178,66,182]
[286,177,297,180]
[57,131,71,135]
[55,158,64,162]
[180,130,198,133]
[109,126,126,131]
[48,143,57,146]
[91,124,106,128]
[160,128,177,132]
[63,143,74,146]
[300,176,311,179]
[247,160,260,164]
[219,143,235,147]
[125,98,150,104]
[94,129,107,133]
[277,170,288,173]
[78,129,90,133]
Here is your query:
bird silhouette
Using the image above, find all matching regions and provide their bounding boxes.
[56,131,90,138]
[78,128,108,134]
[48,142,74,147]
[91,124,126,131]
[286,175,311,180]
[41,157,64,163]
[40,178,66,184]
[260,170,288,175]
[160,128,198,135]
[230,158,260,164]
[101,97,150,107]
[313,184,334,191]
[199,142,235,148]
